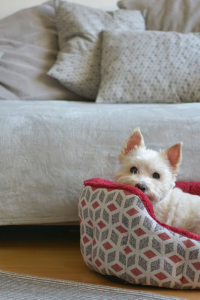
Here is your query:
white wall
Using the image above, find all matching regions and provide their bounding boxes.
[0,0,118,20]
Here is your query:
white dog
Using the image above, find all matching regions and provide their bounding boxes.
[114,127,200,235]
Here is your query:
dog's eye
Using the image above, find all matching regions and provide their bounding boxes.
[153,172,160,179]
[130,167,138,174]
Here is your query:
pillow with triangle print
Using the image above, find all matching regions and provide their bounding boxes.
[79,178,200,289]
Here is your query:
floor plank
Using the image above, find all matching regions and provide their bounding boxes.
[0,225,199,299]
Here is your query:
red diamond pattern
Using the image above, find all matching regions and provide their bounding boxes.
[144,250,157,259]
[87,220,93,227]
[107,203,117,212]
[169,255,182,263]
[83,236,89,244]
[116,225,128,233]
[134,228,146,237]
[131,268,143,276]
[180,276,189,284]
[81,199,86,207]
[103,242,113,250]
[98,221,106,229]
[155,272,168,280]
[95,259,102,267]
[111,264,123,272]
[106,188,116,192]
[91,186,99,191]
[79,217,82,224]
[192,262,200,270]
[123,191,132,196]
[124,246,132,254]
[92,201,100,209]
[183,239,195,248]
[93,239,96,246]
[126,208,139,216]
[158,233,171,241]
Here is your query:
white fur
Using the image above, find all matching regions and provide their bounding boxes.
[114,128,200,235]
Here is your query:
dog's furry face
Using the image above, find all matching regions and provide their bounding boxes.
[114,127,182,204]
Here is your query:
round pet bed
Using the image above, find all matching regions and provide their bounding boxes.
[79,178,200,289]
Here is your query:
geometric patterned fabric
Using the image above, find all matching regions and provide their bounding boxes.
[79,178,200,289]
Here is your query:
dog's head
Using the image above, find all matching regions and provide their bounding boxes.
[114,127,182,203]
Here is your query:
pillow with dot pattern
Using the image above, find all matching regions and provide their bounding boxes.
[48,0,145,100]
[96,30,200,104]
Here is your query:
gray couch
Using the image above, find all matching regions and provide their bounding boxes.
[1,0,200,225]
[1,101,200,225]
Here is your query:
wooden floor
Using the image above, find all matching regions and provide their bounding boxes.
[0,225,199,299]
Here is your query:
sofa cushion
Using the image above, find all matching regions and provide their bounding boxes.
[96,30,200,103]
[48,0,145,100]
[0,0,86,100]
[118,0,200,32]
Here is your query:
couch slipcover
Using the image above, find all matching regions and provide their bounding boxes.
[79,178,200,289]
[1,101,200,225]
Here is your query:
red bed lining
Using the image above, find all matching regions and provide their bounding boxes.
[84,178,200,242]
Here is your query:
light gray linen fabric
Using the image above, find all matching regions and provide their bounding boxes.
[96,30,200,104]
[0,271,187,300]
[48,0,145,100]
[0,52,3,59]
[0,0,86,101]
[1,101,200,225]
[118,0,200,32]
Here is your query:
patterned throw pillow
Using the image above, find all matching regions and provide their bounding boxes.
[96,30,200,104]
[48,0,145,100]
[118,0,200,33]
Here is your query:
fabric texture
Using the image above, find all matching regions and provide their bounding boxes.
[1,101,200,225]
[96,30,200,104]
[0,52,3,59]
[48,0,145,100]
[0,0,86,101]
[118,0,200,32]
[176,181,200,196]
[80,178,200,289]
[0,271,187,300]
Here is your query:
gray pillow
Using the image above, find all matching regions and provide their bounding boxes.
[48,0,145,100]
[118,0,200,32]
[0,0,87,100]
[96,30,200,104]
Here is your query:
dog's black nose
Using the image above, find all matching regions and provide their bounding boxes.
[135,183,147,194]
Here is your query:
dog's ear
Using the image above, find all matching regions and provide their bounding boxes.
[121,127,145,156]
[161,142,182,174]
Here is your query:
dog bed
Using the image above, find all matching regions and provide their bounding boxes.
[79,178,200,289]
